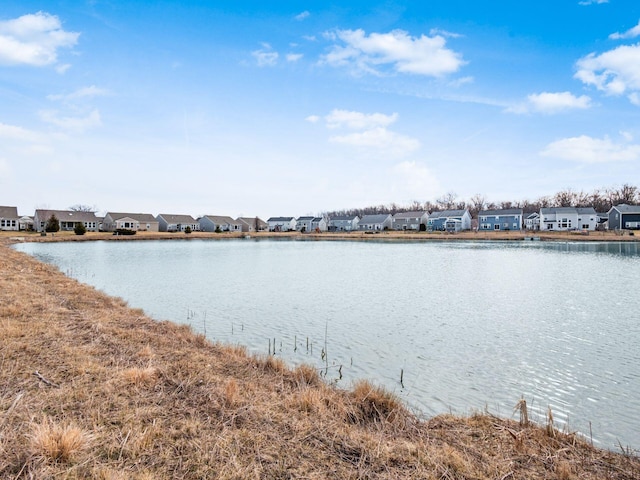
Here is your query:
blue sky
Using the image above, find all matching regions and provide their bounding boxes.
[1,1,639,218]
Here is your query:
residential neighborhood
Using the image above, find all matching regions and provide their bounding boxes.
[2,203,640,234]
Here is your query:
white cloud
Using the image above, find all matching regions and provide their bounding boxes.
[329,127,420,156]
[295,11,310,21]
[429,28,462,39]
[320,28,465,77]
[305,115,320,123]
[609,20,640,40]
[0,158,11,179]
[286,53,303,62]
[0,122,41,142]
[541,135,640,163]
[578,0,608,5]
[392,161,440,198]
[252,46,279,66]
[39,109,101,132]
[324,109,398,130]
[47,85,110,102]
[630,92,640,106]
[0,12,79,67]
[575,44,640,101]
[507,91,592,114]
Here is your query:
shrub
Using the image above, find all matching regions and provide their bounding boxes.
[74,222,86,235]
[215,225,222,233]
[45,214,60,233]
[184,226,192,234]
[113,228,136,236]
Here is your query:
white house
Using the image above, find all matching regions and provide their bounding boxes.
[539,207,598,231]
[358,214,393,231]
[267,217,297,232]
[296,216,315,232]
[525,212,540,231]
[392,211,429,231]
[328,215,360,232]
[0,206,19,231]
[102,212,159,232]
[311,217,328,232]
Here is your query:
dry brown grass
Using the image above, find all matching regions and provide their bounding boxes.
[1,242,638,479]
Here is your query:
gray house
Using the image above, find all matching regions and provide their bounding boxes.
[237,217,268,232]
[311,217,328,232]
[102,212,159,232]
[392,211,429,231]
[0,206,19,231]
[427,209,472,232]
[157,214,200,232]
[358,214,393,231]
[478,208,523,231]
[607,204,640,230]
[296,216,315,232]
[34,209,100,233]
[199,215,243,232]
[525,212,540,231]
[328,215,360,232]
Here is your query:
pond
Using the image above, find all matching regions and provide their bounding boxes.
[15,238,640,450]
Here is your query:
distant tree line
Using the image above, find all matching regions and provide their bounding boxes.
[323,184,639,218]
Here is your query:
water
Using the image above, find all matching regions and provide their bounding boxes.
[14,239,640,450]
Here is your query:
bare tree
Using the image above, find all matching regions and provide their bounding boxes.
[436,192,458,210]
[468,194,487,217]
[69,204,97,212]
[607,184,638,206]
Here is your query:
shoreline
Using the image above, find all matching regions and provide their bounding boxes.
[1,243,638,477]
[2,228,638,245]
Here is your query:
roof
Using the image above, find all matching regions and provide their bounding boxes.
[540,207,596,215]
[393,211,428,219]
[359,214,392,223]
[311,217,324,222]
[267,217,295,222]
[237,217,268,227]
[429,209,467,219]
[36,209,99,222]
[609,204,640,214]
[0,206,19,218]
[478,208,523,216]
[329,215,359,221]
[202,215,242,226]
[526,212,540,219]
[157,214,196,224]
[297,216,315,221]
[106,212,157,222]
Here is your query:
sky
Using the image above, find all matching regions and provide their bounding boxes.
[1,0,639,219]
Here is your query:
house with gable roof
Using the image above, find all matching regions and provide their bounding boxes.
[0,206,19,231]
[267,217,296,232]
[34,209,100,233]
[539,207,597,231]
[311,217,328,232]
[237,217,268,232]
[296,216,315,232]
[427,209,471,232]
[157,214,200,232]
[525,212,540,231]
[478,208,523,231]
[328,215,359,232]
[358,214,393,231]
[199,215,243,232]
[392,211,429,231]
[607,204,640,230]
[102,212,159,232]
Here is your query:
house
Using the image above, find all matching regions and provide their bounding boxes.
[358,214,393,231]
[157,214,200,232]
[607,204,640,230]
[34,209,100,233]
[478,208,523,231]
[102,212,159,232]
[427,209,472,232]
[328,215,360,232]
[539,207,598,231]
[237,217,268,232]
[311,217,328,232]
[19,216,34,231]
[267,217,297,232]
[296,216,315,232]
[199,215,244,232]
[0,206,19,231]
[525,212,540,231]
[392,211,429,231]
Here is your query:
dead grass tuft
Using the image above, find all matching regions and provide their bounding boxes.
[121,366,158,386]
[293,363,320,386]
[223,378,239,407]
[29,418,91,463]
[348,379,405,425]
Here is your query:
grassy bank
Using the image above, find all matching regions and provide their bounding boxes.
[1,243,638,479]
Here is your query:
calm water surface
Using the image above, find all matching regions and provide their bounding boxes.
[15,239,640,449]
